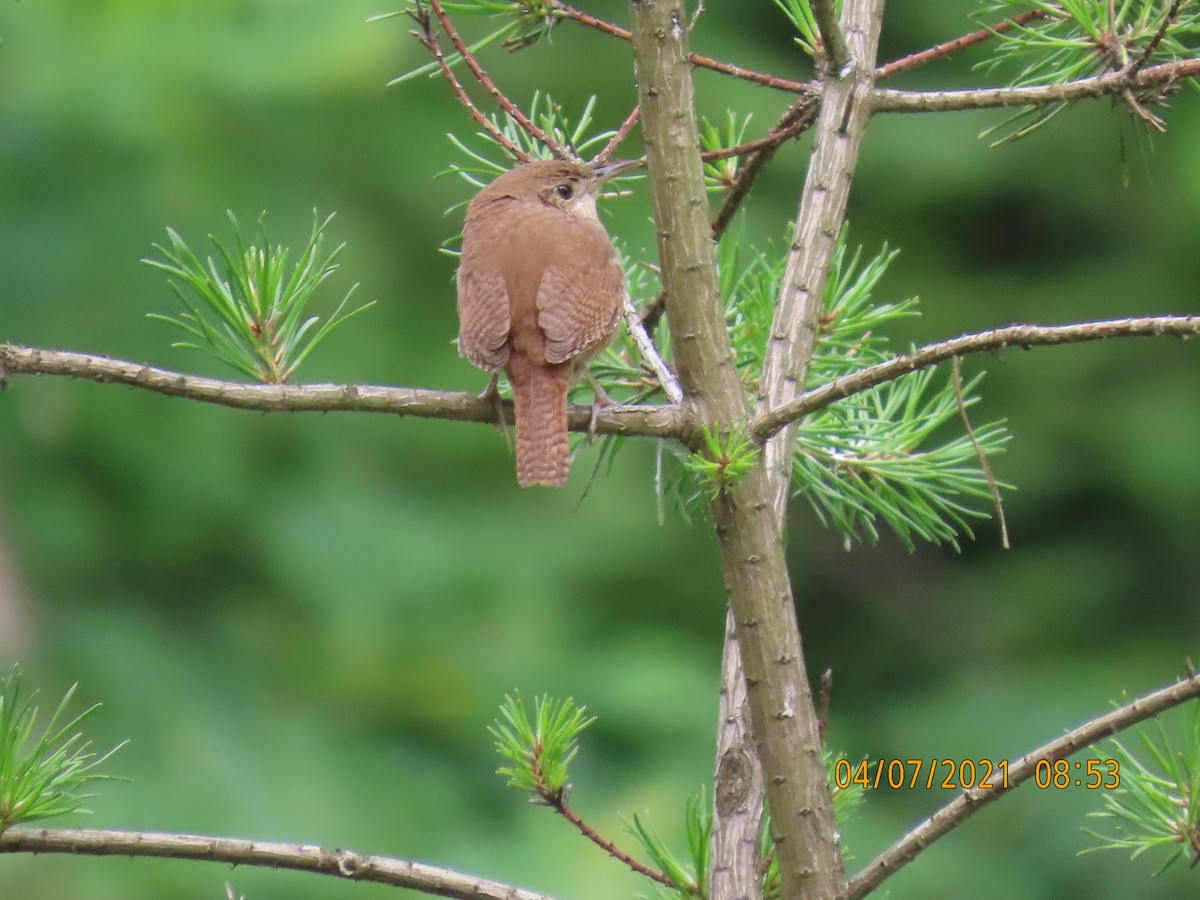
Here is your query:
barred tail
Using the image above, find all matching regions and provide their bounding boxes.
[509,358,571,488]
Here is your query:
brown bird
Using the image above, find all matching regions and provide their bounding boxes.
[456,158,634,487]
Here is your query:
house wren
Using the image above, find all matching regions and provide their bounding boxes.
[456,158,634,487]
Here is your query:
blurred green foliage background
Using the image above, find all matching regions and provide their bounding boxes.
[1,1,1198,898]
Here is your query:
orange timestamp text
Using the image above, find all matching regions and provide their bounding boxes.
[832,757,1120,791]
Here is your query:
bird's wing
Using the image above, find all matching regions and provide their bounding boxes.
[457,268,511,370]
[535,233,623,365]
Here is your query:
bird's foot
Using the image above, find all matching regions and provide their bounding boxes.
[479,374,513,452]
[585,373,616,438]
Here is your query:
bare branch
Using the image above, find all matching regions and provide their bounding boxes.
[409,3,530,162]
[553,1,811,94]
[0,827,557,900]
[549,800,679,890]
[846,670,1200,899]
[0,345,684,440]
[875,9,1048,81]
[752,315,1200,440]
[427,0,565,157]
[873,57,1200,113]
[592,105,641,165]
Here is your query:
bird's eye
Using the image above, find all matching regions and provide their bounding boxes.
[554,183,574,200]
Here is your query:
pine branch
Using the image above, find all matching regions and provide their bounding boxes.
[846,670,1200,899]
[873,56,1200,113]
[752,315,1200,440]
[0,345,684,439]
[0,827,556,900]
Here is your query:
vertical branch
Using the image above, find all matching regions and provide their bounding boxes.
[712,610,766,900]
[758,0,886,515]
[628,2,845,898]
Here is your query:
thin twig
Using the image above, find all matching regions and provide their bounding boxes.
[710,97,819,240]
[1125,0,1187,79]
[846,670,1200,899]
[0,827,557,900]
[549,800,681,891]
[409,3,529,161]
[873,56,1200,113]
[951,356,1009,549]
[592,105,641,165]
[427,0,565,156]
[0,344,685,439]
[752,315,1200,440]
[623,293,683,404]
[875,9,1048,80]
[552,1,811,94]
[701,94,819,164]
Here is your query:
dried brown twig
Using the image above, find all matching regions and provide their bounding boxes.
[408,2,529,161]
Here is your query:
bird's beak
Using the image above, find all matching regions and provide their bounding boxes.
[592,159,642,182]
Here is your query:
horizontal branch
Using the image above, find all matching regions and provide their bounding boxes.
[0,345,684,440]
[0,827,555,900]
[873,57,1200,113]
[846,670,1200,899]
[752,315,1200,440]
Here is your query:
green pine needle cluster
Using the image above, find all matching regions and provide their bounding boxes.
[0,668,126,836]
[698,112,755,191]
[145,211,373,384]
[978,1,1200,142]
[1083,699,1200,871]
[489,694,595,802]
[685,423,762,500]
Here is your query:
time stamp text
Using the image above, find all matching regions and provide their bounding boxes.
[833,758,1121,791]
